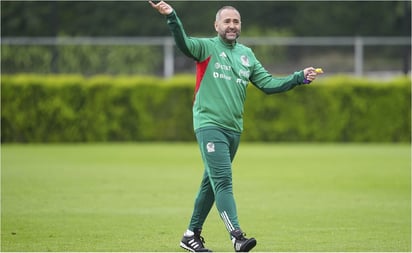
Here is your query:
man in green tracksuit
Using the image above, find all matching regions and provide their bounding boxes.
[150,1,320,252]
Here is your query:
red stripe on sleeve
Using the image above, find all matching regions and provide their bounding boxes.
[193,56,211,103]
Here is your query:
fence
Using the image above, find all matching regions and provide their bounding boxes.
[2,36,410,77]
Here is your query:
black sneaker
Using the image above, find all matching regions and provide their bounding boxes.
[180,229,212,252]
[230,229,257,252]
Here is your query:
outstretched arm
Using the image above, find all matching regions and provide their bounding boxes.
[250,62,324,94]
[149,1,173,15]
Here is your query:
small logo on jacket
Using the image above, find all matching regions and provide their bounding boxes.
[240,55,250,67]
[206,142,215,153]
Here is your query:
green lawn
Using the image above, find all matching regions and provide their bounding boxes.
[1,143,410,252]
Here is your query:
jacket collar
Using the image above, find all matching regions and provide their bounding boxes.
[217,36,237,49]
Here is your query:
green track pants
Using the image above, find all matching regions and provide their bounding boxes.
[188,126,241,234]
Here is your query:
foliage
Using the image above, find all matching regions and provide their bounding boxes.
[1,45,53,73]
[244,75,411,142]
[1,74,410,143]
[1,1,410,37]
[2,2,410,75]
[1,44,162,75]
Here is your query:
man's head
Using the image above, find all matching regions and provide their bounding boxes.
[215,6,241,44]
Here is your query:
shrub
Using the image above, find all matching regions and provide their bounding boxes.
[1,74,410,142]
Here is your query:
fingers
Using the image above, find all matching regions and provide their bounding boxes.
[304,67,323,82]
[307,67,316,72]
[304,67,315,80]
[149,1,173,15]
[149,1,161,9]
[306,72,316,81]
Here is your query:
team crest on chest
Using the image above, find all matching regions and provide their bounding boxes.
[240,55,250,67]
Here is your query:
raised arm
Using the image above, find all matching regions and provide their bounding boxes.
[149,0,204,61]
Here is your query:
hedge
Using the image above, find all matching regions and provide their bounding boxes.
[243,75,411,142]
[1,74,410,143]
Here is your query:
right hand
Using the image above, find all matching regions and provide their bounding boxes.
[149,1,173,15]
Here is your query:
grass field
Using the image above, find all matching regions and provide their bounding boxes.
[1,143,410,252]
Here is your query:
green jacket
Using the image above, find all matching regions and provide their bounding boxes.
[166,11,306,133]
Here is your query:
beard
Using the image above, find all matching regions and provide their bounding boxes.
[219,29,240,43]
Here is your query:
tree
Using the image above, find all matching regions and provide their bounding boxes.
[2,1,410,37]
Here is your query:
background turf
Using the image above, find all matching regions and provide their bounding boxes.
[1,143,410,252]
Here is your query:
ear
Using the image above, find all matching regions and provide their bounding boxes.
[214,21,218,32]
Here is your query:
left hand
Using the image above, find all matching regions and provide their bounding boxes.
[303,67,320,82]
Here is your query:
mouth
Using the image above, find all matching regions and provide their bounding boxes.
[226,31,238,37]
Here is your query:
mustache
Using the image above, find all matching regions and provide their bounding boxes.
[225,28,239,33]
